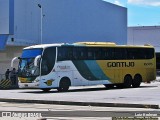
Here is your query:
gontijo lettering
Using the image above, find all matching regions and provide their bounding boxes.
[107,62,135,67]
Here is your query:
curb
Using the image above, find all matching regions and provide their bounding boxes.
[0,98,159,109]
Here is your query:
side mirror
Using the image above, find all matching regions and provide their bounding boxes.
[11,57,18,68]
[34,55,41,66]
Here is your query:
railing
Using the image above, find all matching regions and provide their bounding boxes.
[0,74,19,89]
[0,74,5,80]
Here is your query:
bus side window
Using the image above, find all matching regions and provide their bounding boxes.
[58,47,73,61]
[114,48,126,60]
[79,47,87,60]
[57,47,64,61]
[88,51,93,60]
[67,49,73,60]
[73,47,78,60]
[94,48,101,60]
[87,47,99,60]
[127,49,135,59]
[100,48,113,60]
[145,48,154,59]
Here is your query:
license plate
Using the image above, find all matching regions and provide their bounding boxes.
[19,77,27,83]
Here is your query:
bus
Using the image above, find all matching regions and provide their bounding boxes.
[11,42,156,92]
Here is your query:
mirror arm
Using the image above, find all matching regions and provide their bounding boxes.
[11,57,18,68]
[34,55,41,66]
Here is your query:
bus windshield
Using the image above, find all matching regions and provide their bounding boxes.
[18,49,43,77]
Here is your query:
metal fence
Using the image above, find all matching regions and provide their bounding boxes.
[0,74,19,89]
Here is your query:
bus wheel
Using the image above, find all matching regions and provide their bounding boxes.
[41,88,51,92]
[57,78,71,92]
[132,74,142,88]
[123,75,132,88]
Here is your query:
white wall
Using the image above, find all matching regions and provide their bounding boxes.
[128,26,160,52]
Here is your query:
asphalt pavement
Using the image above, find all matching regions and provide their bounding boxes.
[0,77,159,109]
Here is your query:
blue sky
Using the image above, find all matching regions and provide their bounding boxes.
[104,0,160,26]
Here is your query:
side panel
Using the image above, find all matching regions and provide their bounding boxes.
[18,57,156,88]
[50,59,156,87]
[97,59,156,83]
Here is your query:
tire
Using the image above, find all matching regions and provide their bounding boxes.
[57,78,70,92]
[41,88,51,92]
[123,75,132,88]
[104,84,114,89]
[132,74,142,88]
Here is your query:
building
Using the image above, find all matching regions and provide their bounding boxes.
[128,26,160,52]
[0,0,127,74]
[128,26,160,70]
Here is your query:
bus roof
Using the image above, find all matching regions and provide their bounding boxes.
[23,42,154,50]
[24,43,66,49]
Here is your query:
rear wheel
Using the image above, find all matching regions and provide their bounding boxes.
[57,78,71,92]
[123,75,132,88]
[132,74,142,88]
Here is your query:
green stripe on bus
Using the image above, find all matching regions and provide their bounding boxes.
[72,60,98,80]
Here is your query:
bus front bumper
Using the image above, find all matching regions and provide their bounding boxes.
[18,82,40,88]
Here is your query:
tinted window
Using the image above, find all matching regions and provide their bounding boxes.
[114,48,127,60]
[41,47,56,75]
[21,49,42,58]
[57,46,154,61]
[73,47,87,60]
[145,48,154,59]
[127,48,154,59]
[57,47,73,61]
[101,48,114,60]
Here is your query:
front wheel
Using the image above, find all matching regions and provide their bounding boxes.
[57,78,70,92]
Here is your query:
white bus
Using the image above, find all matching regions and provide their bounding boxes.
[11,42,156,92]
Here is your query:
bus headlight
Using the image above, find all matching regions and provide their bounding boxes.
[33,79,39,83]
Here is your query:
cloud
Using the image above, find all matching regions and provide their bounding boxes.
[103,0,124,7]
[128,0,160,6]
[114,0,123,6]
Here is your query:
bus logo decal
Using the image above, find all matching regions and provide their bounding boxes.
[57,65,70,70]
[44,79,54,86]
[144,63,153,66]
[107,62,135,68]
